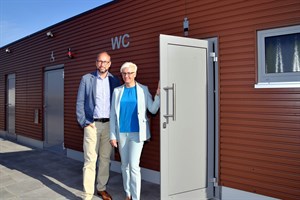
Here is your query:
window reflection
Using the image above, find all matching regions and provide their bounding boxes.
[265,33,300,73]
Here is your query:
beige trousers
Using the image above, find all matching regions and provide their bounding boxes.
[82,121,112,199]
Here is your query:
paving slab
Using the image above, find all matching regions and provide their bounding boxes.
[0,137,160,200]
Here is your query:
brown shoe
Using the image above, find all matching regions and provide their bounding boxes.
[125,197,131,200]
[97,190,112,200]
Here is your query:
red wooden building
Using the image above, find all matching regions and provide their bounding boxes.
[1,0,299,199]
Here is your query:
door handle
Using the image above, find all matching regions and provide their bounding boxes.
[163,83,176,125]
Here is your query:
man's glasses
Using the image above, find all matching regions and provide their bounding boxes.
[97,60,110,66]
[121,72,135,76]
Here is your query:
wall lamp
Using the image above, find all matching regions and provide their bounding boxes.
[5,48,11,53]
[67,48,74,59]
[46,31,54,38]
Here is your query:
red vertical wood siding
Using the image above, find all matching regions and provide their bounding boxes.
[0,0,299,199]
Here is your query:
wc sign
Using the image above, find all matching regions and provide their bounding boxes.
[111,33,130,50]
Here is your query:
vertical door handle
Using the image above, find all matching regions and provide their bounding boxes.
[163,83,176,125]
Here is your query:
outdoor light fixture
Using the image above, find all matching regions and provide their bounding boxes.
[46,31,54,38]
[5,48,11,53]
[183,17,189,36]
[67,48,74,59]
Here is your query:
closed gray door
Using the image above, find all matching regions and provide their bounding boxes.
[6,74,16,135]
[160,34,214,199]
[44,67,64,151]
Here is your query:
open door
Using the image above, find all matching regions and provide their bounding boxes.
[160,34,214,199]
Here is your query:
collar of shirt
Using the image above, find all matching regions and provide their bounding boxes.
[97,70,109,80]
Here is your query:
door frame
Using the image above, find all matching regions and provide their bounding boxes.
[207,37,220,199]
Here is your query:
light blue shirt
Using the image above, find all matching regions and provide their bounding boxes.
[119,86,139,132]
[93,71,110,118]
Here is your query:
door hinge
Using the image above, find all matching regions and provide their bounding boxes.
[210,177,218,187]
[210,52,218,62]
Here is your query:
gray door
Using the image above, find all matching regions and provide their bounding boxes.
[6,74,16,137]
[44,66,64,152]
[160,34,215,199]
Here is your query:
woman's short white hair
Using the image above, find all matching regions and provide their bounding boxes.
[120,62,138,73]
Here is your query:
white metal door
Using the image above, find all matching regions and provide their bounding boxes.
[6,74,16,136]
[160,34,212,200]
[44,66,64,152]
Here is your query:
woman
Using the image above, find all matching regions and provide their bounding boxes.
[110,62,160,200]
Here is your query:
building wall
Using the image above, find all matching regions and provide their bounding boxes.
[0,0,299,199]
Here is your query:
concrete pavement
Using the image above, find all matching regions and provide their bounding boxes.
[0,137,160,200]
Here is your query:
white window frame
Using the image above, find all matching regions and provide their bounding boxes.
[255,25,300,88]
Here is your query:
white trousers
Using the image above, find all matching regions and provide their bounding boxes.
[82,122,112,200]
[119,133,144,200]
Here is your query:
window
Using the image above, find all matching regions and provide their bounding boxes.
[256,25,300,88]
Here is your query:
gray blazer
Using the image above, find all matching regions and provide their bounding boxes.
[76,71,120,128]
[110,82,160,142]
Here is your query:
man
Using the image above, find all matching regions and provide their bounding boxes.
[76,52,121,200]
